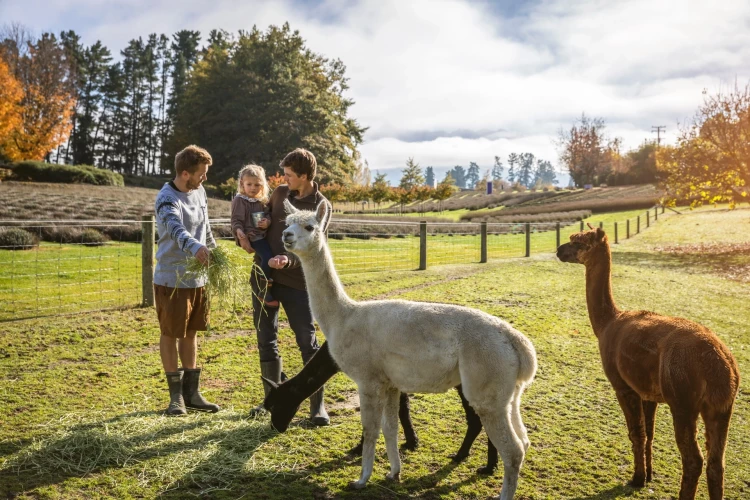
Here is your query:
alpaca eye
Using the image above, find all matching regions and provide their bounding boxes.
[304,225,314,231]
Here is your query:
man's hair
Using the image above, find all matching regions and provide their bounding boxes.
[279,148,316,180]
[175,145,212,174]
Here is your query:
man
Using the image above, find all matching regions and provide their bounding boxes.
[249,148,331,426]
[153,144,220,416]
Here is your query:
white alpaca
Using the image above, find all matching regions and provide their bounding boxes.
[282,200,537,500]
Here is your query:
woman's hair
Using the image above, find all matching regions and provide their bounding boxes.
[237,164,270,203]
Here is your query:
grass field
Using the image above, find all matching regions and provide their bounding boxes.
[1,206,748,499]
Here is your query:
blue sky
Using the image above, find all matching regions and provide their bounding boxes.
[2,0,749,186]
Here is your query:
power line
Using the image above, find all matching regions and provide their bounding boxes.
[651,126,666,145]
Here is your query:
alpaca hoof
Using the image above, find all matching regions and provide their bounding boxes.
[477,465,496,475]
[628,475,646,488]
[349,480,367,490]
[449,452,468,463]
[386,471,400,483]
[402,439,419,451]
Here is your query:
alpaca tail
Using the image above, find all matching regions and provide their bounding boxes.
[509,330,537,386]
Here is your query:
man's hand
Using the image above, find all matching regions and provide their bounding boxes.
[195,246,210,266]
[240,238,254,254]
[257,218,270,229]
[268,255,289,269]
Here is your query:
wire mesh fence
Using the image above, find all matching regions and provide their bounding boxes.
[0,206,665,322]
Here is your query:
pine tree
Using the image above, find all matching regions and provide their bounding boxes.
[507,153,518,183]
[466,161,480,189]
[492,155,503,180]
[424,166,435,187]
[399,157,425,190]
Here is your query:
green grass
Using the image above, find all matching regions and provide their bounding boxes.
[1,207,749,498]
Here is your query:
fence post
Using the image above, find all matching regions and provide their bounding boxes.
[661,206,665,214]
[626,219,630,239]
[141,215,155,307]
[556,222,561,249]
[637,215,641,234]
[525,223,531,257]
[580,220,584,232]
[655,206,658,221]
[647,211,650,227]
[419,221,427,270]
[480,222,487,263]
[614,222,618,244]
[599,221,603,230]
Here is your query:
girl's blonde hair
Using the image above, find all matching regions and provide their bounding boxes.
[237,164,270,203]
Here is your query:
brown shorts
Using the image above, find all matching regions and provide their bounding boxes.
[154,284,209,338]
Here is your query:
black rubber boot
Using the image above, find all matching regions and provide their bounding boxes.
[250,358,282,417]
[165,371,187,416]
[181,367,220,413]
[309,387,330,426]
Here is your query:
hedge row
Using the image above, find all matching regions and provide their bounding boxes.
[11,161,124,186]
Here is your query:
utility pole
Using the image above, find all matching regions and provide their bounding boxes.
[651,125,666,145]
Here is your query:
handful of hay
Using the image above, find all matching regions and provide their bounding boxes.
[183,245,248,311]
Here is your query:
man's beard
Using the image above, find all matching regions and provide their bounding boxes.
[186,179,202,190]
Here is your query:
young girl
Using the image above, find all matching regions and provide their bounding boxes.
[231,165,278,307]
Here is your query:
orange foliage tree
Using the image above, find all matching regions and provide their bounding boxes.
[0,31,76,161]
[0,58,22,156]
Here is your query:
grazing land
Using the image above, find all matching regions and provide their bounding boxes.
[1,206,748,499]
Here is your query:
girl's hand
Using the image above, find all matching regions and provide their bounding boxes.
[240,239,254,254]
[236,229,247,240]
[257,218,270,229]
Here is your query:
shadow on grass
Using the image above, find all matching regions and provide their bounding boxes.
[613,249,750,280]
[571,483,638,499]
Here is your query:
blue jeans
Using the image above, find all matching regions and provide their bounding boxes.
[251,278,319,363]
[250,238,274,279]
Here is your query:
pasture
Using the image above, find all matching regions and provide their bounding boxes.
[1,207,748,499]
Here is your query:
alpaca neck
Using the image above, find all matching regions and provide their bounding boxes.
[584,244,619,337]
[297,241,355,335]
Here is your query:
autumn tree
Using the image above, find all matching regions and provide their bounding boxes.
[370,172,391,211]
[657,83,750,206]
[557,114,620,187]
[0,57,22,159]
[0,27,76,161]
[434,173,457,212]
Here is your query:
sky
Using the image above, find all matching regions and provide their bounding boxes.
[2,0,749,186]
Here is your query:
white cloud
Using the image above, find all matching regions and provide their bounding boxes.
[3,0,749,182]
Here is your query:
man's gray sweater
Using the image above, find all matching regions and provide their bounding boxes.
[154,182,216,288]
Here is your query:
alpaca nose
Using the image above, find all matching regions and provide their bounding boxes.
[282,231,293,243]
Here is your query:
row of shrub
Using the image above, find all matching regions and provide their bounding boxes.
[461,197,659,221]
[0,226,123,249]
[468,210,592,224]
[9,161,125,186]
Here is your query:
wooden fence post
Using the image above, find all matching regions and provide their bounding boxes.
[627,219,630,239]
[614,222,618,244]
[556,222,561,249]
[480,222,487,263]
[580,220,584,232]
[599,221,604,230]
[419,221,427,270]
[647,211,650,227]
[525,223,531,257]
[655,206,658,221]
[141,215,155,307]
[637,215,641,234]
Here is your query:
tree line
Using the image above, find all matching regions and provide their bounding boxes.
[431,154,557,191]
[0,23,365,184]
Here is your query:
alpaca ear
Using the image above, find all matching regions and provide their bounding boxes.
[315,201,330,227]
[596,227,606,241]
[283,199,298,215]
[261,376,279,389]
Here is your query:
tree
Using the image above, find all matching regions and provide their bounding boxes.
[449,165,466,188]
[170,24,365,182]
[370,172,391,211]
[557,114,620,187]
[0,57,23,158]
[533,159,557,187]
[466,161,480,189]
[434,173,457,211]
[658,83,750,207]
[399,157,424,190]
[517,153,535,188]
[492,155,503,180]
[424,166,435,187]
[413,185,433,213]
[507,153,518,183]
[0,29,76,161]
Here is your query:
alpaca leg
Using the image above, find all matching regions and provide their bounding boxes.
[614,389,647,487]
[398,392,419,450]
[672,410,703,500]
[350,387,383,490]
[642,401,658,482]
[480,406,525,500]
[450,384,483,463]
[702,407,732,500]
[510,384,530,453]
[382,388,402,482]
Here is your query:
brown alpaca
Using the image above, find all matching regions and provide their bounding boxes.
[557,227,740,500]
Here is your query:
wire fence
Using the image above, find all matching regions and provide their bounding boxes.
[0,206,666,322]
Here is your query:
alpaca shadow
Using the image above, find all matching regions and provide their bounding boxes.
[1,410,274,498]
[570,483,637,500]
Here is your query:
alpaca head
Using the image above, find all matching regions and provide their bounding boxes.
[557,227,608,265]
[262,376,301,433]
[282,200,330,256]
